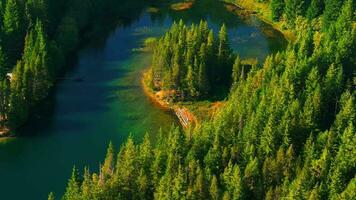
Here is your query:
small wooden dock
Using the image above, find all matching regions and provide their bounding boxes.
[175,108,195,128]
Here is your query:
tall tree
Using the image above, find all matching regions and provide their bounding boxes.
[3,0,24,65]
[306,0,324,19]
[232,55,241,87]
[322,0,344,29]
[0,46,6,78]
[270,0,285,21]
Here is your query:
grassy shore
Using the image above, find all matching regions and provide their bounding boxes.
[222,0,295,41]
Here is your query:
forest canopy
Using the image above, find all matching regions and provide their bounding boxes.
[58,0,355,200]
[148,20,236,100]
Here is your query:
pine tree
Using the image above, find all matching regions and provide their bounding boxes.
[217,24,230,68]
[306,0,324,19]
[322,0,344,29]
[198,60,209,97]
[26,20,52,103]
[243,157,260,198]
[172,165,187,200]
[0,46,6,78]
[186,64,197,98]
[223,163,242,200]
[116,137,137,197]
[270,0,285,21]
[63,167,80,200]
[3,0,24,65]
[0,79,10,128]
[47,192,55,200]
[137,168,149,200]
[232,56,241,87]
[209,175,219,200]
[101,141,115,178]
[334,0,354,76]
[284,0,304,26]
[8,61,29,129]
[81,167,93,199]
[192,166,206,199]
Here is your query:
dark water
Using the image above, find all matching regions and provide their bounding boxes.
[0,1,286,199]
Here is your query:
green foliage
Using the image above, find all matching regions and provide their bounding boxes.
[270,0,285,21]
[47,192,55,200]
[0,0,148,130]
[0,46,6,77]
[306,0,324,19]
[151,20,234,100]
[284,0,304,26]
[58,1,355,198]
[322,0,345,29]
[2,0,25,65]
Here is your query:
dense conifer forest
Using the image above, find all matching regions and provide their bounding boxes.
[0,0,147,132]
[57,0,355,199]
[0,0,354,199]
[148,20,238,100]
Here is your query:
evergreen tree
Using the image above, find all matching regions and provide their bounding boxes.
[0,46,6,78]
[232,55,241,87]
[284,0,304,26]
[270,0,285,21]
[322,0,344,29]
[3,0,24,65]
[47,192,55,200]
[63,167,80,200]
[209,175,219,200]
[101,141,115,178]
[0,78,10,128]
[217,24,231,74]
[306,0,324,19]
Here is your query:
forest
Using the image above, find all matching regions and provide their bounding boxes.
[148,20,235,100]
[0,0,146,133]
[57,0,355,200]
[0,0,354,199]
[147,19,253,102]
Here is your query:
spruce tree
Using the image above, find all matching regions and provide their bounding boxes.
[63,167,80,200]
[101,141,115,178]
[322,0,344,29]
[270,0,285,21]
[284,0,304,26]
[306,0,324,19]
[47,192,55,200]
[0,79,10,128]
[3,0,24,65]
[232,56,241,87]
[217,24,230,67]
[0,46,6,78]
[209,175,219,200]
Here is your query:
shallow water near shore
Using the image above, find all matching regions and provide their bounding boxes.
[0,1,286,199]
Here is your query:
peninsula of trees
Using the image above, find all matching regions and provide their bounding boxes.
[147,20,249,102]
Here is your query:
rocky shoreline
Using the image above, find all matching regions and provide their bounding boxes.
[141,70,197,129]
